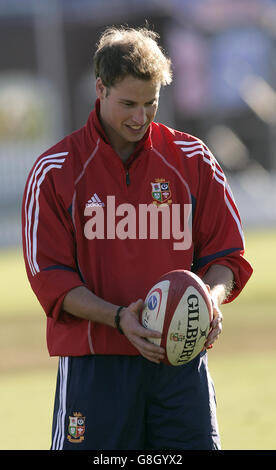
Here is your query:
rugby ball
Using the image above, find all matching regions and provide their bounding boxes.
[141,270,213,366]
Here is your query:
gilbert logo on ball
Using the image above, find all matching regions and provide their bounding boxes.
[141,270,213,366]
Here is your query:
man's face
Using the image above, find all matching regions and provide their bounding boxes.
[96,75,160,152]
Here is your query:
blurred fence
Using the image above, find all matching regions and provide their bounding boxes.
[0,142,50,247]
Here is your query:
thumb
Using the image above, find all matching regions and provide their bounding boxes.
[129,298,145,312]
[125,299,145,320]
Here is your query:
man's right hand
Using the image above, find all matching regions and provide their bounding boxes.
[62,286,165,363]
[119,299,165,364]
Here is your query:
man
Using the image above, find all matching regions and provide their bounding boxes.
[22,26,252,450]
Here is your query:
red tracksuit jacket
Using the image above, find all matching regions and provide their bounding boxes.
[22,99,253,357]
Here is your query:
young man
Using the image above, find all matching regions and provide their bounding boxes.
[22,26,252,450]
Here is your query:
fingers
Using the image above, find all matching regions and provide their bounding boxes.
[119,299,165,363]
[204,323,222,349]
[129,298,145,313]
[133,335,166,363]
[128,324,165,363]
[204,302,223,349]
[122,300,162,339]
[126,299,164,340]
[127,330,166,363]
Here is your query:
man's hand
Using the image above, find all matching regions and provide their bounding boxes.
[204,289,223,350]
[119,299,166,364]
[202,264,234,350]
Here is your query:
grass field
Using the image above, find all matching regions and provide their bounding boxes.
[0,228,275,450]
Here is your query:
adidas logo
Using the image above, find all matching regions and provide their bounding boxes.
[86,193,105,207]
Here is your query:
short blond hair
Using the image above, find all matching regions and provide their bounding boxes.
[94,25,172,87]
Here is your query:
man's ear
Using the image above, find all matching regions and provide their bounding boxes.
[96,77,107,99]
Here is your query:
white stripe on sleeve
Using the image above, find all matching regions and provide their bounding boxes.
[24,152,68,276]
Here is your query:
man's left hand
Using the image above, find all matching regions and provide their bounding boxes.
[204,288,223,350]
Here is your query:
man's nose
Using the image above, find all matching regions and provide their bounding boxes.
[132,107,147,125]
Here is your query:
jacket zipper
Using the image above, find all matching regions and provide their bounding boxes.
[126,170,130,185]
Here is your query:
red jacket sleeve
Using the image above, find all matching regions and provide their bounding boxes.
[192,146,253,303]
[21,153,86,320]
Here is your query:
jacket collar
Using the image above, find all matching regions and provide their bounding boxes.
[86,99,153,164]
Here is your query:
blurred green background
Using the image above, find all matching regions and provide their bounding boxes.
[1,228,275,450]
